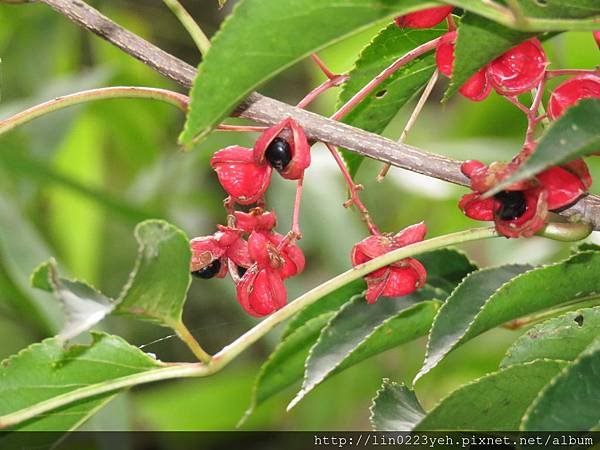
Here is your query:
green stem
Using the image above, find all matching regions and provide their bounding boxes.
[0,87,189,136]
[448,0,600,32]
[172,321,212,364]
[162,0,211,56]
[0,226,501,429]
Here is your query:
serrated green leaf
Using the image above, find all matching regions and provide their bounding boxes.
[180,0,438,144]
[116,220,191,327]
[502,307,600,367]
[283,279,366,340]
[486,99,600,196]
[417,247,478,294]
[31,260,115,341]
[417,251,600,382]
[0,333,163,431]
[416,264,531,381]
[370,380,425,431]
[447,13,533,100]
[241,312,334,425]
[522,338,600,431]
[415,360,566,430]
[289,288,440,409]
[337,23,444,177]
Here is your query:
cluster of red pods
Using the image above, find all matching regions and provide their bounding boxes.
[402,6,598,238]
[190,6,599,317]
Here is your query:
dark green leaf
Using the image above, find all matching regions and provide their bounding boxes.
[241,312,334,425]
[116,220,191,328]
[502,307,600,367]
[522,338,600,431]
[417,251,600,382]
[486,99,600,196]
[337,23,444,177]
[31,260,115,341]
[0,333,163,431]
[447,13,532,100]
[180,0,434,144]
[370,380,425,431]
[418,248,478,294]
[283,279,365,339]
[416,264,530,381]
[416,360,566,430]
[289,288,440,409]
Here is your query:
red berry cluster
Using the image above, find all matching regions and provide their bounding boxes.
[397,7,598,238]
[189,119,309,317]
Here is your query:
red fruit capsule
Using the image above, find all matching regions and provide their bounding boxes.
[254,118,311,180]
[436,31,491,102]
[189,226,250,278]
[487,39,547,96]
[234,208,277,233]
[210,146,272,205]
[458,158,592,238]
[236,266,287,317]
[547,74,600,120]
[351,223,427,304]
[395,6,453,29]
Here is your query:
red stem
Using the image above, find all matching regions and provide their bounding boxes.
[296,75,348,109]
[310,53,337,80]
[325,143,380,235]
[331,37,442,122]
[291,176,304,238]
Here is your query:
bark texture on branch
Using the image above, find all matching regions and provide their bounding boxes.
[21,0,600,230]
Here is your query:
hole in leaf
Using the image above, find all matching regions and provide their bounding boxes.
[375,90,387,99]
[574,314,584,327]
[534,0,548,5]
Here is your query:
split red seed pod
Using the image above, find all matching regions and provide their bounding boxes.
[436,31,491,102]
[458,158,592,238]
[547,74,600,120]
[210,146,272,205]
[395,6,453,29]
[248,231,305,279]
[487,38,548,96]
[234,208,277,233]
[351,223,427,304]
[253,118,311,180]
[189,226,251,278]
[236,266,287,317]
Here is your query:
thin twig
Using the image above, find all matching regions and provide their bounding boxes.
[162,0,211,56]
[377,70,439,181]
[325,143,379,235]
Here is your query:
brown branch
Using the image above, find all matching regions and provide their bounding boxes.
[16,0,600,230]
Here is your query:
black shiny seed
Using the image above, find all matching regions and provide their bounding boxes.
[237,266,248,277]
[192,259,221,279]
[494,190,527,220]
[265,137,292,171]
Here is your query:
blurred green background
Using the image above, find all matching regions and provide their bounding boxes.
[0,0,598,433]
